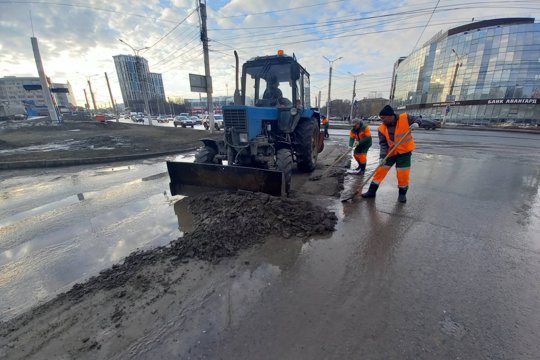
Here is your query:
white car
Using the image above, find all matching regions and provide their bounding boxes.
[202,114,224,130]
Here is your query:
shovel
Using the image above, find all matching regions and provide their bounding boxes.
[341,128,413,202]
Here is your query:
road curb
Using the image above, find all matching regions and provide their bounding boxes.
[0,147,198,170]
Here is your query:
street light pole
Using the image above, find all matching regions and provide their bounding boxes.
[444,48,463,127]
[323,56,342,121]
[348,72,363,123]
[119,39,152,125]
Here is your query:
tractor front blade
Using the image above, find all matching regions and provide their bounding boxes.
[166,161,285,197]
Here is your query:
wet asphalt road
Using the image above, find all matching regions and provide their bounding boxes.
[151,128,540,359]
[1,128,540,359]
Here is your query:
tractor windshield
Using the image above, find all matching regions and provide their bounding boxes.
[244,63,295,107]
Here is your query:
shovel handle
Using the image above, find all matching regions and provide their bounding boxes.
[355,126,412,188]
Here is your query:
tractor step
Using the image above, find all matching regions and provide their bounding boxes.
[166,161,285,197]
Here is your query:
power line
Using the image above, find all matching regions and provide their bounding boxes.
[142,7,199,53]
[150,29,201,67]
[0,0,182,23]
[412,0,441,51]
[208,1,537,31]
[213,19,472,52]
[215,0,346,18]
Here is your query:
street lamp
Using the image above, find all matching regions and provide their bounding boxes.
[323,56,343,120]
[77,72,100,112]
[119,39,152,125]
[444,48,463,127]
[348,72,364,122]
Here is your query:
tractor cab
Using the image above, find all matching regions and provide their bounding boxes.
[241,52,310,110]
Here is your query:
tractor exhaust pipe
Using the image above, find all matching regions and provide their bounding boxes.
[234,50,241,105]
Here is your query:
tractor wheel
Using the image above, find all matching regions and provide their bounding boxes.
[295,117,319,172]
[276,148,293,196]
[194,146,217,164]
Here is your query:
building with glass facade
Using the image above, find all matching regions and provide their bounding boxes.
[113,54,166,113]
[390,18,540,125]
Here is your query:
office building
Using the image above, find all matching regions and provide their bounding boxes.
[390,18,540,125]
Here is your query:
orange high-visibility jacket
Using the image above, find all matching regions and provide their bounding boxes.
[349,122,372,147]
[322,117,329,125]
[378,113,415,155]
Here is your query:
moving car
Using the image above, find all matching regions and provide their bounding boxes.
[190,116,201,125]
[173,115,194,128]
[420,118,441,130]
[202,114,223,130]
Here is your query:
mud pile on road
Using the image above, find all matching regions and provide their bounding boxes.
[56,191,337,301]
[170,191,338,261]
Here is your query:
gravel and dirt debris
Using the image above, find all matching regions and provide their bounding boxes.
[61,191,337,299]
[0,191,337,352]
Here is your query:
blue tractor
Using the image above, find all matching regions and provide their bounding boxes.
[167,51,324,196]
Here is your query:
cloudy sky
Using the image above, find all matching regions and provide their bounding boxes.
[1,0,539,107]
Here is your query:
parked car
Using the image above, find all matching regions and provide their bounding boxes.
[156,116,169,123]
[202,114,223,130]
[190,116,201,125]
[174,115,194,128]
[420,118,441,130]
[95,114,106,122]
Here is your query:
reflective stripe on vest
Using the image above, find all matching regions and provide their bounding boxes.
[378,113,416,155]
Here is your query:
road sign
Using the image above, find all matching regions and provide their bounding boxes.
[189,73,208,93]
[445,105,451,114]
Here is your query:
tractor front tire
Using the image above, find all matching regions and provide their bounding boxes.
[276,148,293,196]
[195,146,217,164]
[295,118,319,172]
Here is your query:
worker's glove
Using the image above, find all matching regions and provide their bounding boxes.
[410,123,420,131]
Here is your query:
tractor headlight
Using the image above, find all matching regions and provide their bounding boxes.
[290,107,298,116]
[239,133,248,143]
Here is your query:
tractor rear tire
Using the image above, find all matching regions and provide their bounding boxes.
[295,117,319,172]
[195,146,217,164]
[276,148,293,196]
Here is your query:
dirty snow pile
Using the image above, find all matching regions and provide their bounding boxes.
[170,191,338,261]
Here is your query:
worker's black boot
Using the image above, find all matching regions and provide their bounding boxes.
[398,187,407,203]
[361,183,378,198]
[359,163,366,175]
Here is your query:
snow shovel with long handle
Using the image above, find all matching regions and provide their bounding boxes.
[341,127,413,202]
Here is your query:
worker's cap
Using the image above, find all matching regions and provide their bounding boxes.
[379,105,395,117]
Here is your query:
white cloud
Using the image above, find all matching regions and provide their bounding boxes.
[0,0,538,106]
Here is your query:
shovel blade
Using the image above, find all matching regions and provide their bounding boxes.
[167,161,285,197]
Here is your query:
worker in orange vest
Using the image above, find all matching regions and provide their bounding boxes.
[349,119,372,174]
[322,115,330,138]
[362,105,420,203]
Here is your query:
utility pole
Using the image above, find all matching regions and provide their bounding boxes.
[318,90,321,108]
[168,97,173,116]
[83,88,90,110]
[348,72,363,122]
[323,56,342,120]
[199,0,215,133]
[87,79,97,112]
[444,49,463,127]
[104,72,118,121]
[30,37,59,123]
[119,39,152,125]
